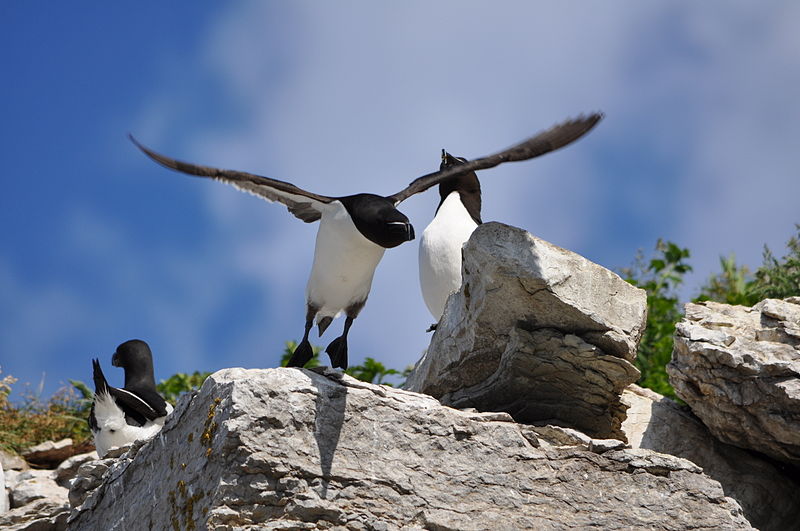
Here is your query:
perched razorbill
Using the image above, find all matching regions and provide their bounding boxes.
[89,339,172,457]
[419,114,603,326]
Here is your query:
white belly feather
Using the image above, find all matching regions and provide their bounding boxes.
[418,192,478,320]
[92,390,172,458]
[306,200,386,321]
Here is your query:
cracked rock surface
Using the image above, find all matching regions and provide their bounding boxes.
[668,298,800,467]
[405,222,645,439]
[69,367,750,530]
[622,384,800,531]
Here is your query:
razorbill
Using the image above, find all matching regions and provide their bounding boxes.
[418,151,482,322]
[130,112,602,369]
[89,339,172,457]
[419,115,603,325]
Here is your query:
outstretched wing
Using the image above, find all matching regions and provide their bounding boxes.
[388,113,603,205]
[130,135,335,223]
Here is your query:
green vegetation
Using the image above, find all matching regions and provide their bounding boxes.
[621,240,692,399]
[624,225,800,399]
[1,226,797,453]
[0,369,92,454]
[696,224,800,305]
[280,341,412,386]
[158,371,214,405]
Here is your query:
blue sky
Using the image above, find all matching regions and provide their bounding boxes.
[2,2,799,400]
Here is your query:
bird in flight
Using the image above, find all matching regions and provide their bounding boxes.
[130,112,602,369]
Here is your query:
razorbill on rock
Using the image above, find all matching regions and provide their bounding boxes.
[130,113,601,369]
[89,339,172,457]
[419,114,603,326]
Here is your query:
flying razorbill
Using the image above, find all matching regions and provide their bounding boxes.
[130,113,602,370]
[89,339,172,457]
[420,114,603,324]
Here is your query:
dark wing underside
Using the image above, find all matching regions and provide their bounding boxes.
[130,136,334,223]
[388,113,603,204]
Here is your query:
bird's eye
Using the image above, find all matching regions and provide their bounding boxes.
[109,429,116,433]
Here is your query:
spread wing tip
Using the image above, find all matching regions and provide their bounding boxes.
[128,134,185,173]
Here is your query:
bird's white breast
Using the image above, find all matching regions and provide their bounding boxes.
[418,192,478,320]
[92,391,172,458]
[306,200,386,320]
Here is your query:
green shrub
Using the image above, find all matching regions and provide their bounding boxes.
[621,240,691,400]
[0,369,92,454]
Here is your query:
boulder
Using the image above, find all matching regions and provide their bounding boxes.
[8,469,67,509]
[405,223,645,439]
[622,384,800,531]
[69,367,751,530]
[21,438,94,469]
[55,451,98,489]
[0,498,69,531]
[0,450,28,472]
[668,298,800,466]
[1,460,7,515]
[0,468,69,530]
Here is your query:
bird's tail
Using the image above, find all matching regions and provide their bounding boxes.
[92,358,110,396]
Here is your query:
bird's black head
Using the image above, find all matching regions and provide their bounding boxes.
[340,194,415,249]
[111,339,157,388]
[438,150,482,224]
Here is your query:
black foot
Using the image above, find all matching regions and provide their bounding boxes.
[426,323,438,333]
[286,339,314,367]
[325,336,348,369]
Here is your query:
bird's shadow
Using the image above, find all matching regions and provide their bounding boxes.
[307,367,348,499]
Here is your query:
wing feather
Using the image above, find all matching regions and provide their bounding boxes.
[130,135,333,223]
[389,113,603,204]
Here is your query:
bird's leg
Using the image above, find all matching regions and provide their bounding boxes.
[325,315,354,370]
[286,304,318,368]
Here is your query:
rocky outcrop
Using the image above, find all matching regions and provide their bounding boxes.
[622,384,800,531]
[668,298,800,467]
[0,499,69,531]
[0,468,69,530]
[68,367,752,530]
[1,460,6,515]
[405,223,646,439]
[0,439,96,530]
[21,438,93,469]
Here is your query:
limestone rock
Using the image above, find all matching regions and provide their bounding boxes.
[405,223,645,439]
[9,469,67,509]
[668,298,800,466]
[69,367,751,530]
[622,384,800,531]
[21,438,94,469]
[1,460,7,515]
[0,450,28,472]
[0,498,69,531]
[68,457,116,509]
[55,451,98,488]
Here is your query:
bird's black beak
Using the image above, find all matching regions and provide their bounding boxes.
[407,223,415,242]
[111,353,120,367]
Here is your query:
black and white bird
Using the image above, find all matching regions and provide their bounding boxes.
[419,115,603,325]
[89,339,172,457]
[130,113,602,369]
